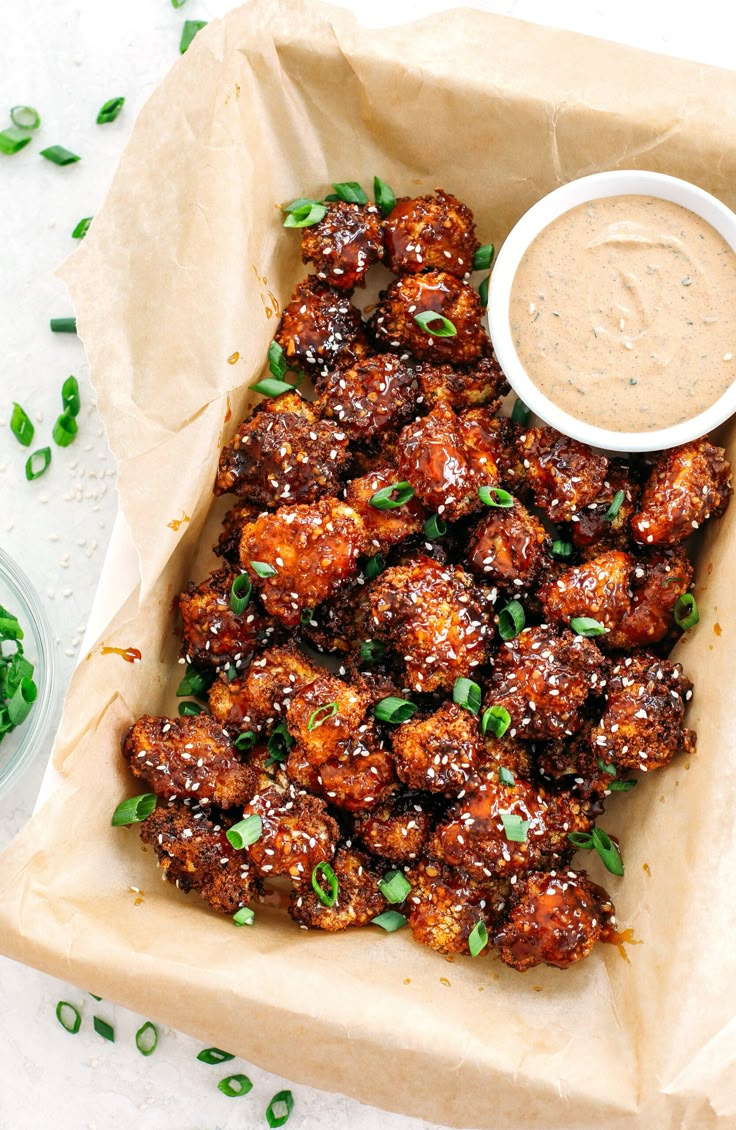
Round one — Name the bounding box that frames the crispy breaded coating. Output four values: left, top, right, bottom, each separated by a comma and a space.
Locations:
570, 462, 640, 557
140, 803, 260, 916
405, 858, 509, 955
591, 652, 695, 773
286, 729, 396, 812
467, 497, 549, 591
287, 672, 371, 765
214, 501, 264, 566
391, 701, 482, 795
301, 200, 384, 290
243, 782, 338, 880
383, 189, 479, 278
479, 735, 534, 781
274, 276, 371, 379
494, 869, 616, 971
396, 402, 500, 522
314, 354, 418, 442
353, 791, 433, 861
485, 626, 605, 740
239, 499, 368, 627
298, 577, 371, 655
414, 355, 508, 413
605, 548, 693, 651
536, 720, 624, 799
368, 557, 492, 693
208, 641, 322, 733
289, 845, 387, 930
369, 271, 488, 364
539, 550, 633, 634
214, 392, 350, 507
430, 773, 591, 881
179, 567, 273, 671
343, 466, 427, 555
631, 438, 732, 546
123, 714, 258, 808
518, 427, 609, 521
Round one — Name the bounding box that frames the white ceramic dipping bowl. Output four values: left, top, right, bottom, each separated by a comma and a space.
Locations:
487, 170, 736, 452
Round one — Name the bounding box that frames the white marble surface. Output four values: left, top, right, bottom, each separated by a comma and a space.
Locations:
0, 1, 732, 1127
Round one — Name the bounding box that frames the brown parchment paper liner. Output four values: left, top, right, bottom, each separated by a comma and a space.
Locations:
1, 2, 735, 1125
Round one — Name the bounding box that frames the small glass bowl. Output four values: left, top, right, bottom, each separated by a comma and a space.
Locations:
0, 546, 57, 795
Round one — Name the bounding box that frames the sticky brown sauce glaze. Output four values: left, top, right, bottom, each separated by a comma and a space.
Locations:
509, 195, 736, 431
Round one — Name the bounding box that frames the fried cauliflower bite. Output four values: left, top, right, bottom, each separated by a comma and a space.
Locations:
300, 200, 384, 290
289, 844, 387, 930
390, 702, 483, 795
591, 652, 696, 773
535, 719, 621, 799
179, 567, 274, 671
414, 356, 508, 413
494, 869, 616, 972
123, 714, 259, 808
368, 557, 492, 693
467, 497, 549, 592
570, 462, 640, 557
479, 734, 534, 781
208, 641, 322, 733
405, 858, 510, 955
314, 354, 418, 443
343, 466, 427, 555
242, 782, 338, 880
297, 577, 371, 655
539, 550, 633, 634
287, 672, 371, 766
214, 392, 350, 507
369, 271, 488, 365
286, 728, 396, 811
353, 791, 433, 861
274, 276, 371, 379
396, 401, 500, 522
517, 427, 609, 521
139, 802, 260, 916
485, 626, 605, 741
214, 501, 263, 566
631, 438, 732, 546
239, 499, 369, 627
383, 189, 480, 278
604, 548, 693, 651
430, 773, 591, 882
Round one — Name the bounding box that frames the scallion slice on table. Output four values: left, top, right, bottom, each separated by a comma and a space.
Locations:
369, 481, 414, 510
311, 861, 338, 907
498, 599, 525, 641
282, 201, 327, 229
373, 176, 395, 216
71, 216, 93, 239
229, 573, 252, 613
96, 97, 125, 124
481, 704, 511, 739
674, 593, 699, 630
374, 696, 417, 724
511, 398, 530, 426
267, 340, 287, 379
135, 1021, 158, 1056
10, 105, 40, 130
180, 19, 207, 53
40, 145, 80, 166
468, 919, 488, 957
378, 870, 411, 904
52, 412, 78, 447
413, 311, 457, 337
25, 448, 51, 481
568, 827, 624, 876
218, 1073, 253, 1098
197, 1047, 235, 1064
171, 0, 189, 7
251, 377, 300, 398
111, 793, 157, 827
10, 402, 34, 447
266, 1090, 295, 1128
93, 1016, 115, 1042
472, 244, 495, 271
50, 317, 77, 333
453, 677, 481, 716
226, 814, 262, 850
233, 906, 255, 926
371, 910, 407, 933
61, 375, 81, 416
331, 181, 368, 205
55, 1001, 81, 1034
0, 128, 32, 155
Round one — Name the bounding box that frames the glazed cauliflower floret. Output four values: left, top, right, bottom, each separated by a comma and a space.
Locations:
467, 496, 549, 591
604, 548, 693, 650
390, 701, 482, 795
414, 355, 508, 413
274, 276, 371, 379
239, 498, 368, 627
289, 845, 387, 930
369, 270, 488, 364
242, 782, 338, 880
208, 641, 322, 733
179, 567, 274, 671
383, 189, 479, 278
286, 728, 396, 811
297, 577, 371, 655
300, 200, 384, 289
314, 354, 418, 442
343, 467, 427, 555
539, 550, 634, 634
214, 392, 350, 507
287, 672, 372, 765
494, 869, 616, 971
631, 438, 732, 546
570, 461, 640, 556
405, 858, 510, 955
214, 501, 263, 566
353, 790, 433, 861
517, 427, 609, 521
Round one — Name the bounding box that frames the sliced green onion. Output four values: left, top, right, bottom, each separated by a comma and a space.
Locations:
423, 514, 446, 539
374, 696, 417, 724
299, 607, 314, 626
283, 201, 327, 228
468, 919, 488, 957
592, 827, 624, 876
267, 340, 287, 380
233, 906, 255, 926
25, 448, 51, 482
478, 485, 513, 508
609, 778, 637, 792
498, 600, 525, 641
360, 639, 385, 664
135, 1021, 158, 1057
111, 793, 157, 827
71, 216, 93, 239
180, 19, 207, 53
52, 412, 78, 447
0, 127, 32, 155
373, 175, 395, 216
226, 814, 263, 850
307, 702, 338, 731
178, 700, 204, 716
478, 274, 490, 308
0, 612, 23, 641
311, 861, 338, 907
283, 197, 316, 213
234, 730, 256, 752
378, 869, 411, 904
500, 812, 529, 843
93, 1016, 115, 1042
171, 0, 189, 7
40, 146, 80, 166
197, 1047, 235, 1064
369, 480, 414, 510
7, 677, 37, 725
265, 722, 293, 766
570, 616, 606, 638
674, 593, 699, 630
230, 573, 252, 614
511, 398, 530, 426
10, 403, 34, 447
413, 311, 457, 338
472, 244, 495, 271
218, 1073, 253, 1098
61, 375, 81, 416
567, 831, 594, 849
96, 97, 125, 124
266, 1090, 294, 1128
498, 766, 515, 787
250, 560, 277, 578
598, 758, 617, 777
605, 490, 625, 521
176, 665, 211, 697
371, 910, 407, 932
364, 553, 385, 581
10, 105, 40, 130
481, 704, 511, 738
55, 1001, 81, 1034
453, 677, 481, 716
50, 316, 77, 333
552, 540, 573, 558
251, 377, 300, 398
331, 181, 368, 205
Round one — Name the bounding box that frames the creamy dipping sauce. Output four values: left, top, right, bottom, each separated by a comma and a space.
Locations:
509, 194, 736, 431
